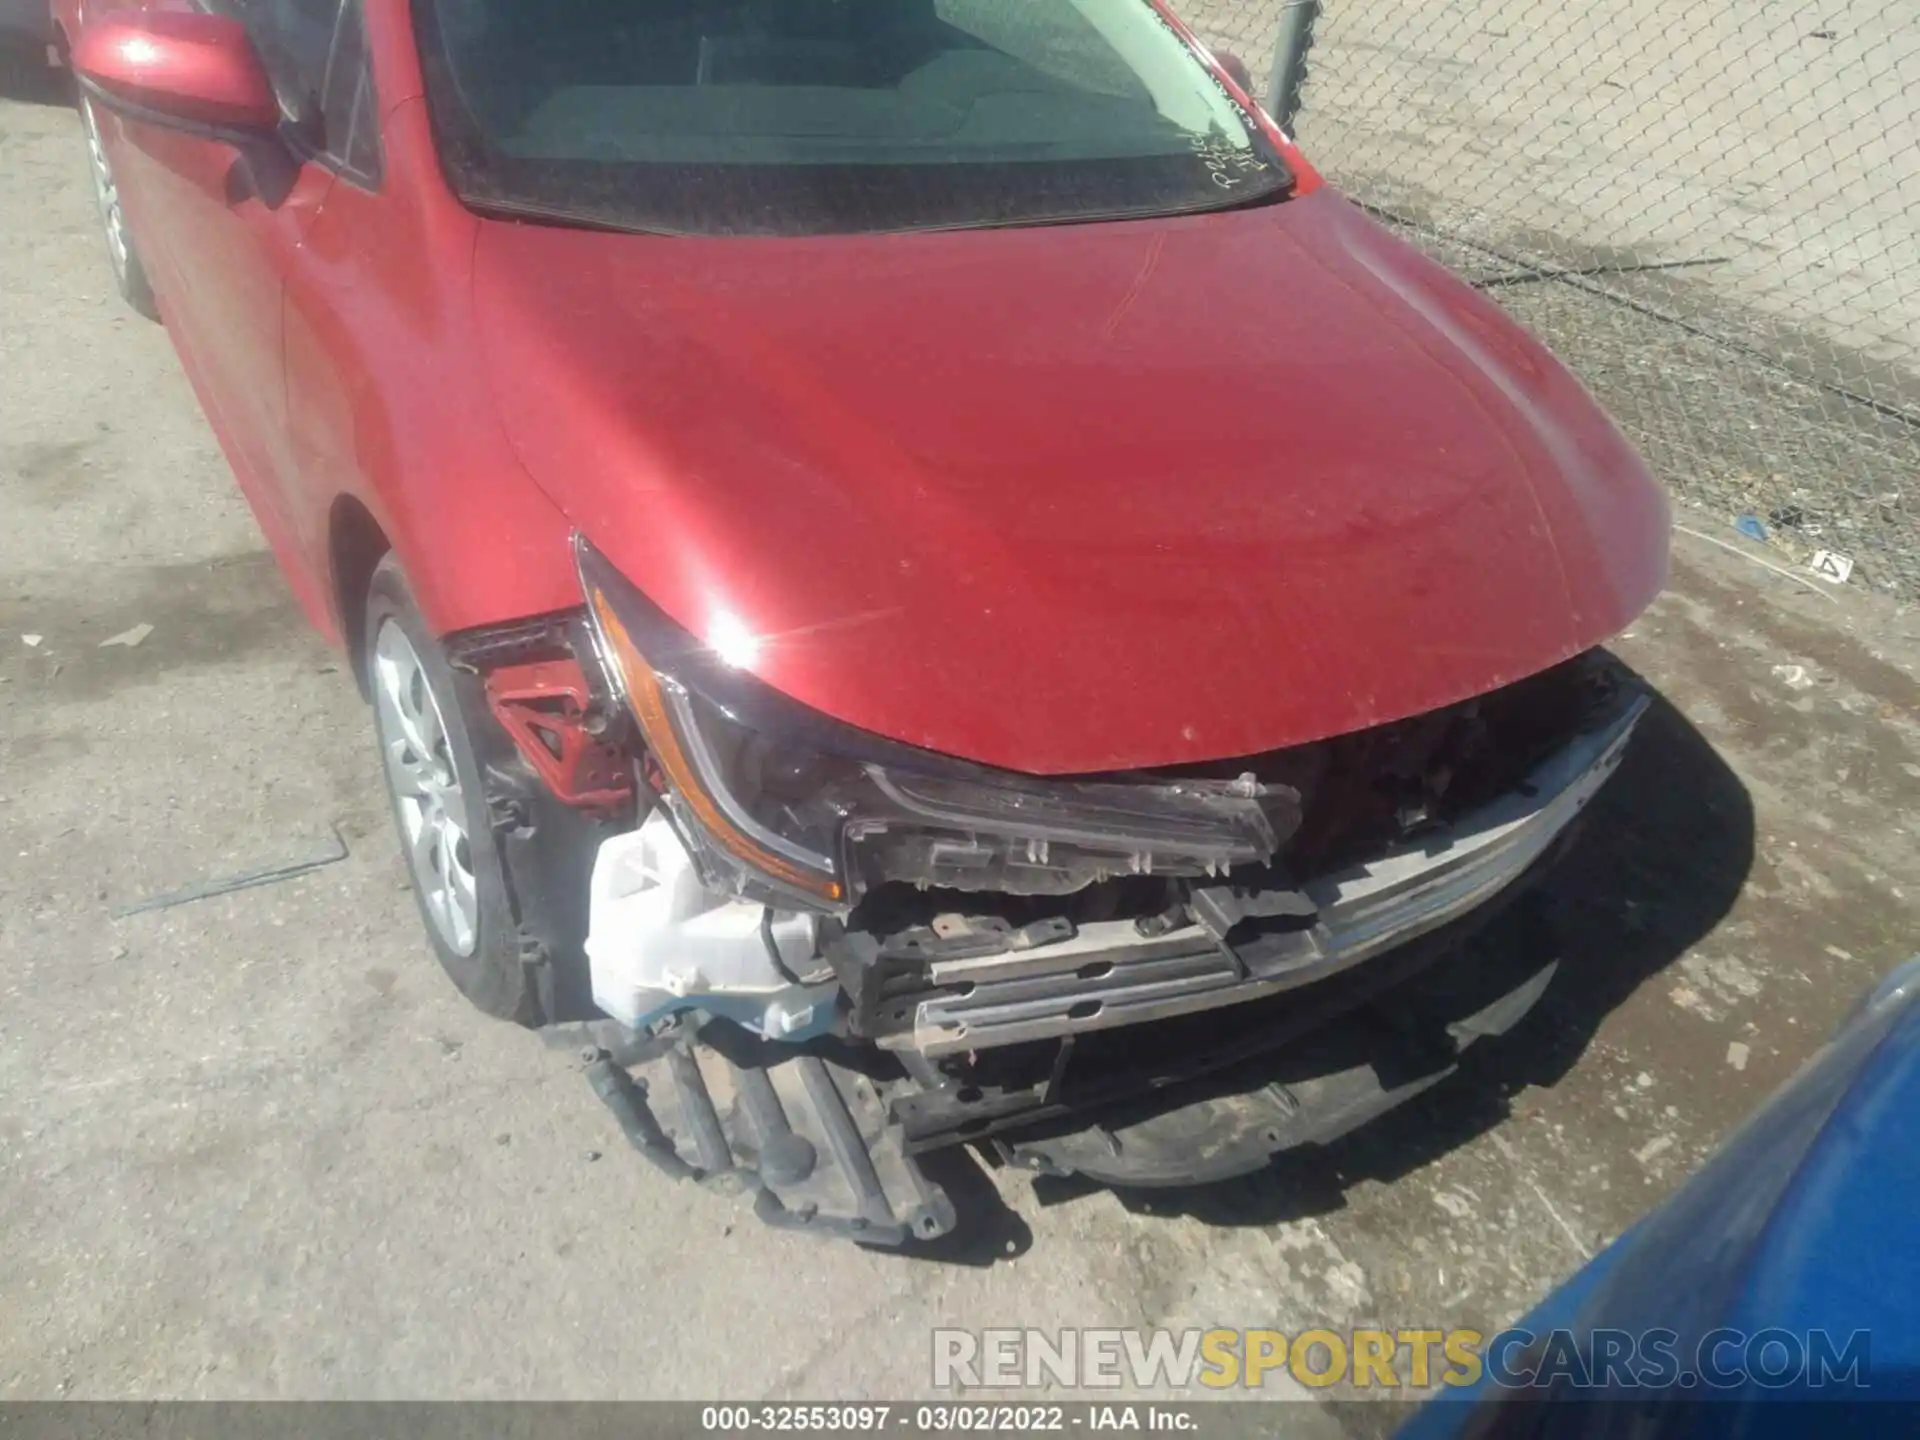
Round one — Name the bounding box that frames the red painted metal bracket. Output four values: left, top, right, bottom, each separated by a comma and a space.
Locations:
483, 659, 632, 813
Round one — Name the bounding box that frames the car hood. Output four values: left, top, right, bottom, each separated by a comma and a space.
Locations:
473, 190, 1667, 774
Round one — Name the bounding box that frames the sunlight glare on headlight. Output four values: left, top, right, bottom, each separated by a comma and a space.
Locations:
707, 610, 760, 669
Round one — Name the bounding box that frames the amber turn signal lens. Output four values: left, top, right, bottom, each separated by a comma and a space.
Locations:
588, 587, 843, 904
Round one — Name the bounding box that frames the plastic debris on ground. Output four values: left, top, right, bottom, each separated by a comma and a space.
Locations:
1734, 514, 1767, 541
1808, 550, 1855, 585
1634, 1134, 1675, 1165
1768, 505, 1807, 531
98, 623, 154, 648
1771, 664, 1813, 690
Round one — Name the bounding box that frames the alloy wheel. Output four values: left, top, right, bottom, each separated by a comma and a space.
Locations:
79, 97, 131, 286
373, 619, 480, 957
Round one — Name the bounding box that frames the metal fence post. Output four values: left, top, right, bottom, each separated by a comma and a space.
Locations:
1265, 0, 1321, 134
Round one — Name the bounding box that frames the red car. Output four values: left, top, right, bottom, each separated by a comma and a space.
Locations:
66, 0, 1666, 1242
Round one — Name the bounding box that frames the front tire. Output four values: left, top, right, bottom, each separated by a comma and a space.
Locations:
79, 94, 159, 322
365, 556, 541, 1024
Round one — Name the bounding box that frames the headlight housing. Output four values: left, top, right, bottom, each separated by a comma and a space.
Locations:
575, 536, 1293, 913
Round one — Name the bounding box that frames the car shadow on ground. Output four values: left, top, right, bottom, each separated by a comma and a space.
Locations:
907, 685, 1753, 1254
0, 43, 68, 106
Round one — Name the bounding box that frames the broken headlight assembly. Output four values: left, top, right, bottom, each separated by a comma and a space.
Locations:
574, 535, 1298, 914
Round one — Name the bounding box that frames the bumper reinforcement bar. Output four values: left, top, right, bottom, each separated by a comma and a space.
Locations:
904, 690, 1647, 1056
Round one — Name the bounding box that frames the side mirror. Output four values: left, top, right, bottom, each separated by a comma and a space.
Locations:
72, 11, 280, 140
1212, 48, 1254, 96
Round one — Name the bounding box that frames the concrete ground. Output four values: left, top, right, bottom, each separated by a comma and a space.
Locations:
1191, 0, 1920, 381
3, 47, 1919, 1420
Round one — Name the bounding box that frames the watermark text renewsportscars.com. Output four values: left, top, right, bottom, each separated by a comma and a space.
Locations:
931, 1327, 1872, 1392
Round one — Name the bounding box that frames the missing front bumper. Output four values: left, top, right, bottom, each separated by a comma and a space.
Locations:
580, 670, 1643, 1059
572, 874, 1569, 1243
565, 671, 1643, 1243
896, 688, 1647, 1056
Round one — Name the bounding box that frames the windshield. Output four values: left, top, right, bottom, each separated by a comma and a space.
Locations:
414, 0, 1292, 236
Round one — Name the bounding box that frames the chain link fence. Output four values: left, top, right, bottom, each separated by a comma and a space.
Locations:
1181, 0, 1920, 599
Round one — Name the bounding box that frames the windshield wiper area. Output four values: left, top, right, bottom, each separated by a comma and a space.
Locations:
907, 174, 1296, 237
458, 144, 1295, 240
462, 196, 692, 238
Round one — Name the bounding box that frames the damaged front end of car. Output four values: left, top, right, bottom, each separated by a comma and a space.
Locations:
464, 537, 1647, 1246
